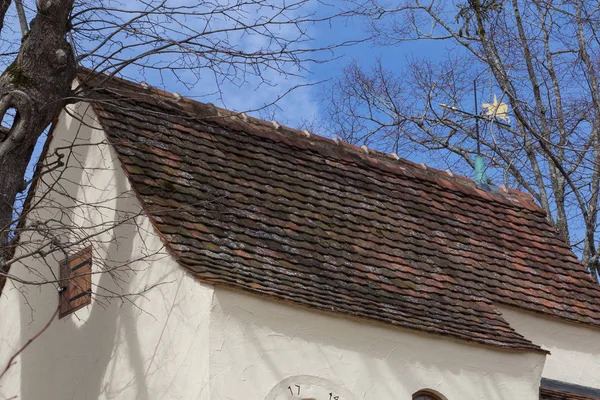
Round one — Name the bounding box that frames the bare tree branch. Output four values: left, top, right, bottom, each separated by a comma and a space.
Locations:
13, 0, 27, 37
325, 0, 600, 280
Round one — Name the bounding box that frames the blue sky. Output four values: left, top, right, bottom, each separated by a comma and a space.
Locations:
12, 1, 597, 264
18, 1, 483, 188
21, 1, 459, 204
103, 2, 447, 134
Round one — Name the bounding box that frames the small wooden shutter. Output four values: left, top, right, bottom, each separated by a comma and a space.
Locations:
59, 246, 92, 318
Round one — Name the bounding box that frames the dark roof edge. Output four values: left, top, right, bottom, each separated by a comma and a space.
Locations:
541, 378, 600, 398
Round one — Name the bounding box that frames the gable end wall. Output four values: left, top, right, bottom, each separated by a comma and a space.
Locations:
499, 305, 600, 389
0, 101, 213, 400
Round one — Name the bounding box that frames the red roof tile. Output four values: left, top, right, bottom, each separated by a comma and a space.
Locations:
76, 69, 600, 352
540, 379, 600, 399
540, 388, 599, 400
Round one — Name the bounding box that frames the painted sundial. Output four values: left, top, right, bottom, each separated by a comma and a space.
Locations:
264, 375, 357, 400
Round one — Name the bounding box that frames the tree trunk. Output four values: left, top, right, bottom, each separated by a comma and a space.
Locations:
0, 0, 76, 289
0, 0, 11, 34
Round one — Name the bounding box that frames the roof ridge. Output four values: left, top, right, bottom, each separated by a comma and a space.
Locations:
76, 67, 538, 207
231, 113, 541, 215
77, 67, 541, 215
254, 117, 538, 205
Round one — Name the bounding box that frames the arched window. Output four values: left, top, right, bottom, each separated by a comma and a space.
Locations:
413, 390, 444, 400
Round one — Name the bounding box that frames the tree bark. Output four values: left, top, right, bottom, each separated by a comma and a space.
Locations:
0, 0, 76, 287
0, 0, 11, 35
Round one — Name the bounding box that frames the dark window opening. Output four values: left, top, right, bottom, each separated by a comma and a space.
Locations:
413, 390, 444, 400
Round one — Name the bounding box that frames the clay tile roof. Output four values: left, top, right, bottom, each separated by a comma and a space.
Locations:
76, 69, 600, 352
540, 388, 600, 400
540, 379, 600, 399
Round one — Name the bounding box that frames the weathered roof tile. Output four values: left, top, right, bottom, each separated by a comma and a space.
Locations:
78, 69, 600, 352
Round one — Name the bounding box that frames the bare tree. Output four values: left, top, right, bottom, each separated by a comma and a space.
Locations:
0, 0, 347, 294
324, 0, 600, 280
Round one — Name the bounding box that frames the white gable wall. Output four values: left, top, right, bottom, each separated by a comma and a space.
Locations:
0, 98, 562, 400
209, 288, 546, 400
499, 305, 600, 389
0, 102, 213, 400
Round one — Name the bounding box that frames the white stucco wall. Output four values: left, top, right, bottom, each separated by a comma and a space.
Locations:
0, 98, 554, 400
498, 305, 600, 389
209, 288, 547, 400
0, 102, 213, 400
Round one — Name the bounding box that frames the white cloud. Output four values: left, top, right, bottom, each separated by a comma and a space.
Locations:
146, 0, 325, 128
